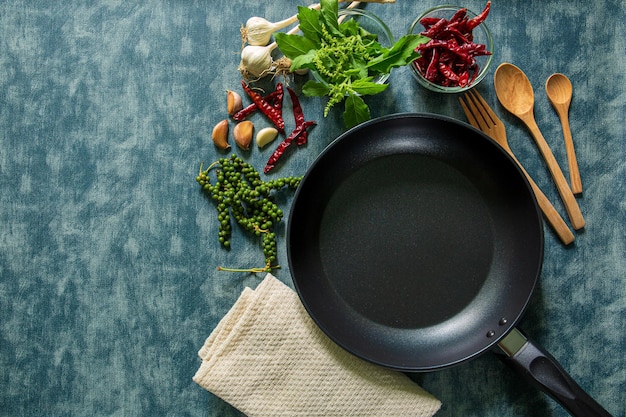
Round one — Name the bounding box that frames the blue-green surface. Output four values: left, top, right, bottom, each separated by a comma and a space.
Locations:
1, 1, 624, 416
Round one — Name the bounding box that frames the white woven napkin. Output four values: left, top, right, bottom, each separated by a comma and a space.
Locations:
193, 273, 441, 417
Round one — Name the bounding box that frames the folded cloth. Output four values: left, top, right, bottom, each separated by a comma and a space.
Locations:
193, 273, 441, 417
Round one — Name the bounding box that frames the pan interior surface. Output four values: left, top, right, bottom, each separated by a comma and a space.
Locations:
319, 153, 494, 329
288, 114, 543, 371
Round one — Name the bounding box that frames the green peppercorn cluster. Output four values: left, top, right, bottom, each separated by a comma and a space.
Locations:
196, 154, 301, 272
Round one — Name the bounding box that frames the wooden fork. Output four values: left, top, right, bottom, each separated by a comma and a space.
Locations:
460, 90, 575, 245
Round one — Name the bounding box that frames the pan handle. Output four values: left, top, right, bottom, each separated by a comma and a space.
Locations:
496, 328, 612, 417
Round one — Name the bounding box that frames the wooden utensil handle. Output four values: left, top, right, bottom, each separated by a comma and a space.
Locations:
524, 168, 575, 245
526, 118, 585, 230
559, 113, 583, 195
508, 152, 574, 245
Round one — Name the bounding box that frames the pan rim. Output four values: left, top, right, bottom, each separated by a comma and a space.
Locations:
287, 112, 544, 371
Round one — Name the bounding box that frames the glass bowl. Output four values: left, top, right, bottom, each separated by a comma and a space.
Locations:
408, 5, 493, 93
311, 8, 395, 86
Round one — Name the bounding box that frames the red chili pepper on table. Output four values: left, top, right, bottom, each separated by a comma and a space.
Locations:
269, 82, 284, 113
233, 84, 284, 121
287, 87, 309, 146
264, 121, 316, 174
241, 81, 285, 134
232, 103, 256, 121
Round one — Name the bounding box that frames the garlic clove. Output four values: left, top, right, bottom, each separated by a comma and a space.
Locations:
233, 121, 254, 150
255, 127, 279, 148
212, 119, 230, 149
227, 90, 243, 116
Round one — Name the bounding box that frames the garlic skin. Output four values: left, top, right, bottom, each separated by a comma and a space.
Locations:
242, 15, 299, 46
212, 119, 230, 150
239, 44, 276, 79
233, 121, 254, 150
227, 90, 243, 116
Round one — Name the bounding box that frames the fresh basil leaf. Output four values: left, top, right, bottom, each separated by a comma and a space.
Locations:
296, 6, 323, 46
363, 38, 385, 56
339, 19, 361, 37
302, 80, 331, 97
351, 78, 389, 96
345, 57, 367, 79
290, 50, 317, 71
343, 94, 370, 129
320, 0, 342, 37
366, 34, 429, 73
274, 33, 318, 60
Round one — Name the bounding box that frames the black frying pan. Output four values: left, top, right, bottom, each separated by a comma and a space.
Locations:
287, 114, 610, 417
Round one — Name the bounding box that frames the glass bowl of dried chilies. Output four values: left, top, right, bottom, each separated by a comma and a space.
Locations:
408, 3, 494, 93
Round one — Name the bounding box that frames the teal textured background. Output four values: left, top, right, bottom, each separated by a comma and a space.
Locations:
0, 1, 624, 416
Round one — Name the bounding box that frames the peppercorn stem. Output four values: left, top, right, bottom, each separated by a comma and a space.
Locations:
216, 265, 279, 273
254, 224, 270, 234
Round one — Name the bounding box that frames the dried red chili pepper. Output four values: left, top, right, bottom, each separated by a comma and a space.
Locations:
414, 1, 491, 88
459, 69, 470, 86
423, 17, 448, 38
449, 8, 467, 25
287, 87, 309, 146
233, 83, 284, 122
233, 102, 260, 121
425, 48, 440, 82
264, 121, 316, 174
441, 27, 470, 43
273, 82, 284, 111
419, 17, 441, 27
418, 39, 454, 51
241, 81, 285, 133
438, 62, 460, 83
468, 63, 480, 83
464, 1, 491, 32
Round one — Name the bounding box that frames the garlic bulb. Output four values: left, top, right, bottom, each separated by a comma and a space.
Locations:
242, 15, 299, 46
239, 44, 277, 79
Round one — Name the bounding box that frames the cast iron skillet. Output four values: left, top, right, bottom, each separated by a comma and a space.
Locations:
287, 114, 610, 417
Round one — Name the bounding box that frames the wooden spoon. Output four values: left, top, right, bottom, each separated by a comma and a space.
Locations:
494, 63, 585, 230
546, 73, 582, 195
